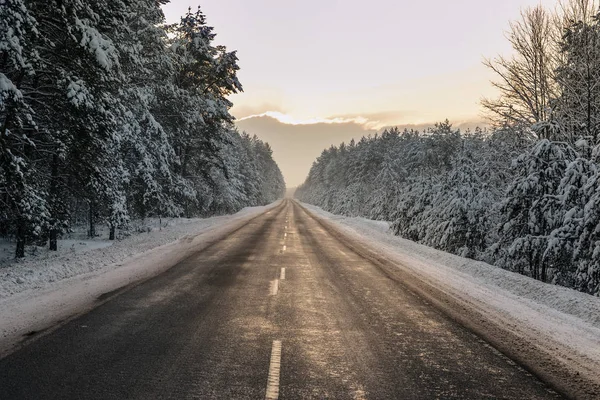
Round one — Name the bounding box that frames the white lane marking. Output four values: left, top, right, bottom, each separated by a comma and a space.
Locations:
352, 387, 367, 400
284, 232, 287, 237
282, 245, 286, 252
269, 279, 279, 296
280, 268, 286, 280
265, 340, 282, 400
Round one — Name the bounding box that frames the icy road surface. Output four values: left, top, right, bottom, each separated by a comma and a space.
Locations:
0, 199, 594, 398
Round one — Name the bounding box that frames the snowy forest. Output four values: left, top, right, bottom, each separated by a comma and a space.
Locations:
296, 0, 600, 296
0, 2, 285, 258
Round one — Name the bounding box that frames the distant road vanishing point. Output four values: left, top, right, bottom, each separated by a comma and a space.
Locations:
0, 200, 563, 399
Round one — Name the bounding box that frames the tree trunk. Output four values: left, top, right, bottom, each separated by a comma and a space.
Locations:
541, 261, 547, 283
49, 229, 58, 251
2, 72, 27, 259
49, 154, 60, 251
88, 201, 95, 238
109, 225, 115, 241
15, 221, 25, 259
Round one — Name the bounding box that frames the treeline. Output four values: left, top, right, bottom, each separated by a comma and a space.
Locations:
0, 2, 285, 258
297, 0, 600, 296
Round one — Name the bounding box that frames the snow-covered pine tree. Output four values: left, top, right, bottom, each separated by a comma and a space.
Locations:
570, 142, 600, 295
110, 0, 183, 227
0, 0, 51, 257
370, 150, 402, 221
161, 7, 243, 216
238, 132, 261, 205
542, 139, 593, 287
423, 134, 497, 258
1, 0, 285, 258
494, 138, 576, 282
254, 139, 286, 203
207, 128, 249, 214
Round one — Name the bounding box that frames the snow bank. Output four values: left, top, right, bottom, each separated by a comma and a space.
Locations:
0, 202, 279, 356
300, 202, 600, 399
0, 239, 114, 266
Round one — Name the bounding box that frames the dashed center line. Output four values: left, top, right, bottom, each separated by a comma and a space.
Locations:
265, 340, 282, 400
282, 245, 287, 252
284, 232, 287, 237
269, 279, 279, 296
280, 268, 286, 280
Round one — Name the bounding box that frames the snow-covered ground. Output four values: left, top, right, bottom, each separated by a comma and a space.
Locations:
300, 202, 600, 398
0, 217, 217, 267
0, 202, 280, 355
0, 239, 114, 266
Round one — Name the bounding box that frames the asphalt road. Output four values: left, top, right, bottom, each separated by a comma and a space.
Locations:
0, 200, 563, 399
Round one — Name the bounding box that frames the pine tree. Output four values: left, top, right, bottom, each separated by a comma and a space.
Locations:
1, 1, 284, 258
494, 139, 575, 281
1, 0, 50, 257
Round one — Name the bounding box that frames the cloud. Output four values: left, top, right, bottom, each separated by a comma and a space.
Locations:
238, 111, 371, 127
329, 110, 418, 130
230, 103, 287, 119
238, 110, 423, 130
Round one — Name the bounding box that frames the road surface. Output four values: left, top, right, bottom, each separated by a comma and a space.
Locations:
0, 200, 562, 399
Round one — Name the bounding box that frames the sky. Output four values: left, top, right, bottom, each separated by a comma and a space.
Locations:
162, 0, 557, 187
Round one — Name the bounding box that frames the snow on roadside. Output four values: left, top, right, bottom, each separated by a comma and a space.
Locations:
0, 239, 115, 266
300, 202, 600, 394
0, 206, 274, 299
0, 202, 279, 355
0, 216, 222, 266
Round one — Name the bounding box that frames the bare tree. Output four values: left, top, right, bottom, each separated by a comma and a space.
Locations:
482, 6, 558, 137
554, 0, 600, 143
